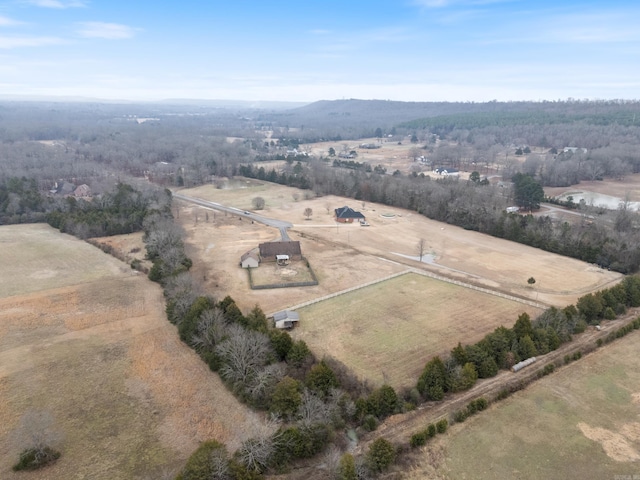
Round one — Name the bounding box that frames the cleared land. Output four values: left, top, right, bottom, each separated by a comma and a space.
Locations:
404, 329, 640, 480
545, 173, 640, 203
178, 180, 621, 309
293, 273, 542, 388
0, 224, 261, 480
173, 180, 622, 388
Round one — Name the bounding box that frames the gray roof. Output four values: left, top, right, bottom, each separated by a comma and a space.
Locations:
273, 310, 299, 322
241, 250, 259, 262
259, 241, 301, 258
335, 206, 365, 219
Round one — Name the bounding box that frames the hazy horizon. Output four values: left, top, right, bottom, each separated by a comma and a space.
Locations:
1, 0, 639, 103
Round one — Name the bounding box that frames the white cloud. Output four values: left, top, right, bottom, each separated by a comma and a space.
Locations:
24, 0, 87, 8
0, 35, 66, 48
0, 16, 24, 27
76, 22, 137, 39
411, 0, 518, 7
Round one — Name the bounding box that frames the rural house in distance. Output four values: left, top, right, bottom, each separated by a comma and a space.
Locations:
334, 205, 365, 223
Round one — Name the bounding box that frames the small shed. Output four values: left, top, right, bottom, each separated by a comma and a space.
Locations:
240, 250, 260, 269
273, 310, 300, 329
276, 254, 290, 266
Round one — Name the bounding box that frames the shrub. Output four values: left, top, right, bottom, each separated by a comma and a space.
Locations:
410, 431, 428, 448
305, 361, 339, 396
572, 351, 582, 361
366, 385, 399, 419
542, 364, 555, 376
573, 319, 587, 334
436, 418, 448, 433
362, 414, 378, 432
496, 388, 510, 401
453, 409, 468, 423
338, 453, 357, 480
427, 423, 437, 438
367, 437, 396, 473
596, 338, 603, 347
12, 447, 60, 471
175, 440, 230, 480
474, 398, 488, 411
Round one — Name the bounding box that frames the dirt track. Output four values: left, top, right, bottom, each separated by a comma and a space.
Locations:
357, 308, 640, 451
279, 310, 640, 480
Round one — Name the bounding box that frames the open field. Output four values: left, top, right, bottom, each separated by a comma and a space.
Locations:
178, 180, 622, 309
171, 180, 622, 389
293, 273, 542, 388
0, 224, 260, 480
545, 173, 640, 204
0, 224, 125, 299
403, 329, 640, 480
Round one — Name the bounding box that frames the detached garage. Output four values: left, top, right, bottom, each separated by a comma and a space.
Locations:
273, 310, 300, 329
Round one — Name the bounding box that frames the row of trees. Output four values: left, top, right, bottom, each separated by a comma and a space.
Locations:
140, 193, 424, 478
415, 275, 640, 404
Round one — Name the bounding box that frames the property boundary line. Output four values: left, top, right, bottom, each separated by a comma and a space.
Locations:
268, 267, 546, 317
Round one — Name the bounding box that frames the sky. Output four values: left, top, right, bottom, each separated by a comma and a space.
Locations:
0, 0, 639, 103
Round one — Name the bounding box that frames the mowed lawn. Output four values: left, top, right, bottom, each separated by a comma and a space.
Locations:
293, 273, 542, 389
418, 330, 640, 480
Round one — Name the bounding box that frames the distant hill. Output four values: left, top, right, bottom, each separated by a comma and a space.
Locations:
263, 98, 640, 134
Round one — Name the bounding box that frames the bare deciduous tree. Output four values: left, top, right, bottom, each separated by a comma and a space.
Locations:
248, 363, 286, 405
252, 196, 266, 210
191, 307, 227, 352
417, 238, 427, 262
236, 418, 281, 473
304, 207, 313, 220
216, 325, 272, 385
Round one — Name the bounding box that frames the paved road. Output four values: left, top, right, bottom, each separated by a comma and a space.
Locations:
172, 193, 293, 241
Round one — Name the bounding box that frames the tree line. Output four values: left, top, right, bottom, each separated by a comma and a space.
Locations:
142, 199, 413, 479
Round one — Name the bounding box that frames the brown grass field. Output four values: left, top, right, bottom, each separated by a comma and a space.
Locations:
293, 273, 542, 389
0, 224, 261, 480
545, 172, 640, 202
402, 329, 640, 480
178, 180, 621, 310
172, 180, 622, 389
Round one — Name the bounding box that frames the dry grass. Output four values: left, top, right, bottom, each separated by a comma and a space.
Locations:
0, 224, 125, 299
404, 330, 640, 480
545, 173, 640, 202
0, 224, 259, 480
176, 181, 623, 316
292, 273, 542, 389
249, 260, 316, 287
172, 180, 622, 389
